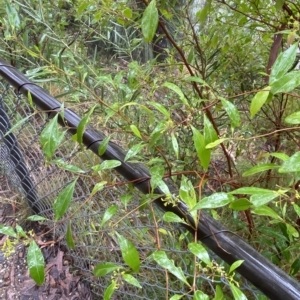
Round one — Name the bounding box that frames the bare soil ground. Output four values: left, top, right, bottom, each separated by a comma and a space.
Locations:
0, 240, 92, 300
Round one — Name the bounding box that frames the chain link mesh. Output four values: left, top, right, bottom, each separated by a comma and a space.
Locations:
0, 81, 263, 299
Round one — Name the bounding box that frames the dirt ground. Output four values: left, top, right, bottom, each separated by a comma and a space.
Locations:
0, 240, 92, 300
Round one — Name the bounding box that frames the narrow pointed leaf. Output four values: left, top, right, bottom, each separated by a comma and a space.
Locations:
130, 125, 142, 138
279, 152, 300, 173
76, 105, 97, 146
221, 98, 240, 127
0, 225, 17, 238
270, 43, 298, 84
27, 241, 45, 286
125, 143, 145, 162
141, 0, 158, 42
191, 193, 234, 211
191, 125, 210, 170
66, 222, 75, 249
252, 206, 282, 220
152, 251, 190, 286
122, 274, 142, 288
163, 212, 188, 225
171, 132, 179, 159
204, 115, 218, 145
242, 163, 279, 177
40, 114, 66, 159
162, 82, 189, 106
250, 88, 270, 118
54, 178, 77, 221
104, 282, 117, 300
100, 205, 118, 227
93, 262, 121, 277
116, 233, 140, 272
250, 193, 279, 207
229, 198, 252, 211
285, 111, 300, 124
229, 260, 244, 274
206, 138, 228, 149
271, 71, 300, 94
188, 242, 211, 265
230, 283, 248, 300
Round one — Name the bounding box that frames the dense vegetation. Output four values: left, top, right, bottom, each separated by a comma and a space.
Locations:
1, 0, 300, 298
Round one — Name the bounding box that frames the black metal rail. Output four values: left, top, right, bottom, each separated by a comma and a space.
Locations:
0, 58, 299, 299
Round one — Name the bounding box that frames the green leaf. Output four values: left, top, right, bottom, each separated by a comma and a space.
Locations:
220, 98, 240, 128
191, 125, 210, 171
0, 225, 17, 238
193, 290, 209, 300
92, 160, 122, 172
171, 132, 179, 159
130, 125, 142, 139
230, 187, 276, 195
213, 285, 225, 300
27, 241, 45, 286
271, 71, 300, 94
230, 283, 248, 300
76, 105, 97, 147
91, 181, 107, 196
290, 258, 300, 275
116, 233, 140, 272
191, 193, 234, 211
122, 7, 132, 19
104, 282, 117, 300
93, 262, 120, 277
269, 152, 289, 161
250, 193, 279, 207
275, 0, 285, 11
141, 0, 158, 42
124, 143, 145, 162
122, 274, 142, 288
53, 178, 77, 221
242, 163, 279, 177
16, 224, 27, 238
204, 115, 218, 145
152, 251, 190, 286
149, 102, 170, 119
196, 0, 212, 24
101, 205, 118, 227
179, 175, 197, 213
40, 114, 66, 159
252, 206, 282, 220
250, 88, 270, 118
229, 260, 244, 274
4, 114, 33, 137
188, 242, 211, 265
163, 212, 188, 225
162, 82, 189, 106
170, 295, 184, 300
183, 76, 209, 86
270, 44, 298, 84
98, 136, 111, 156
66, 222, 75, 249
293, 204, 300, 217
286, 223, 299, 238
229, 198, 252, 211
51, 158, 85, 173
279, 152, 300, 173
285, 111, 300, 124
27, 215, 48, 221
206, 138, 228, 149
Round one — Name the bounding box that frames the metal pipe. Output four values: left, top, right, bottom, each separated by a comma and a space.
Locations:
0, 58, 299, 299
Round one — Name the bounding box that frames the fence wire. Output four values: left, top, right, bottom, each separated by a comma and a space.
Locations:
0, 81, 264, 299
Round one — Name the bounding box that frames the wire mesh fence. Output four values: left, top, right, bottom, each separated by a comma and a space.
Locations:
0, 80, 282, 299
